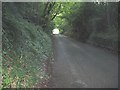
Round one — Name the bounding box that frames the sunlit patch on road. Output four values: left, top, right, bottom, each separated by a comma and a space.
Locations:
53, 28, 59, 34
71, 80, 87, 88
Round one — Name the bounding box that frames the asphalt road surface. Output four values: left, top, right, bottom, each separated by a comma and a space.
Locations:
50, 34, 118, 88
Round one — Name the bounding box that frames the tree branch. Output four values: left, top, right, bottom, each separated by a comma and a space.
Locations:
51, 3, 61, 20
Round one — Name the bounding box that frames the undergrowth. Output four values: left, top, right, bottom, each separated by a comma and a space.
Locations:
2, 3, 52, 88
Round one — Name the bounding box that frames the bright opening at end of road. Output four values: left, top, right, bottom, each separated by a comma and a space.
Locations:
53, 28, 59, 34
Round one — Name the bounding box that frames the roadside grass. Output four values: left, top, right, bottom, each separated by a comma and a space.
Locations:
2, 5, 52, 88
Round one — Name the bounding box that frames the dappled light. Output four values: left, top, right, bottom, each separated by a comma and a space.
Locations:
2, 2, 118, 88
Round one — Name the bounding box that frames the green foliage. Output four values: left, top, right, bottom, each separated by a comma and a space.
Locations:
53, 2, 118, 50
2, 2, 53, 88
2, 2, 118, 88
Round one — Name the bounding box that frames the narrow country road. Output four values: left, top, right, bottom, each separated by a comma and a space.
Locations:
50, 35, 118, 88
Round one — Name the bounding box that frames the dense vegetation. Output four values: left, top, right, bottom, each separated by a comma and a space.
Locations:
2, 2, 61, 88
2, 2, 118, 88
54, 2, 118, 52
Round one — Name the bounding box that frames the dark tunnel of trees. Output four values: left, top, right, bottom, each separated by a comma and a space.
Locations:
2, 2, 119, 88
